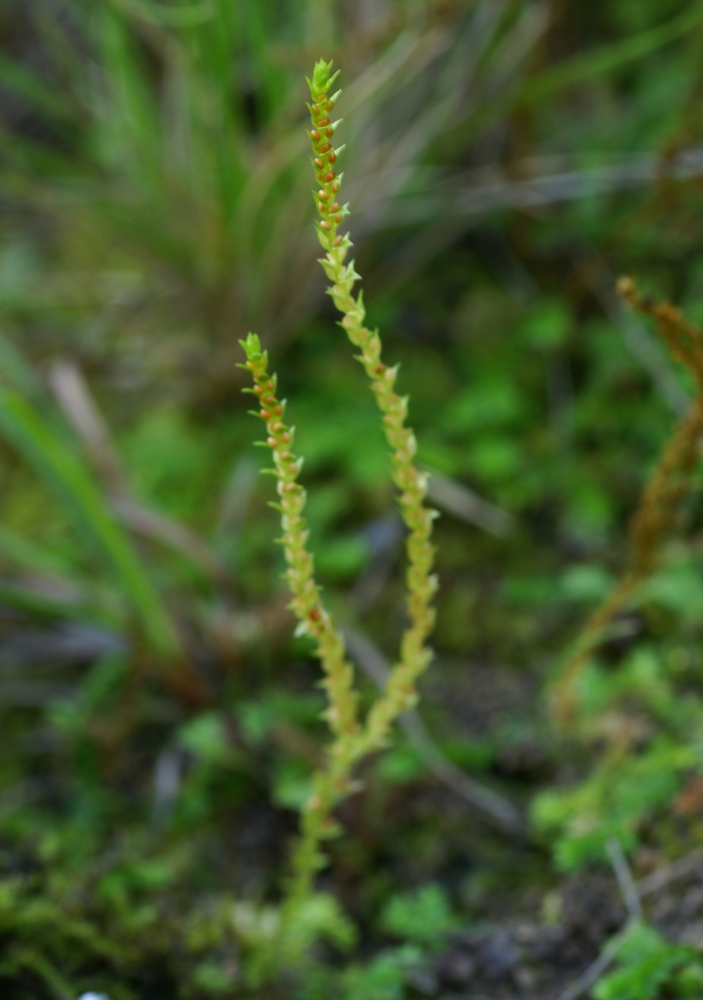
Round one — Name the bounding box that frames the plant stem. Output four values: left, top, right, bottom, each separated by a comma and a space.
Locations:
240, 60, 439, 950
306, 59, 438, 751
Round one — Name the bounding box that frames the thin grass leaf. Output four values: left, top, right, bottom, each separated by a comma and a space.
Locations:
0, 54, 79, 121
0, 524, 84, 580
0, 581, 92, 620
0, 389, 180, 658
0, 330, 47, 405
109, 0, 217, 28
0, 124, 77, 178
520, 0, 703, 104
97, 8, 164, 187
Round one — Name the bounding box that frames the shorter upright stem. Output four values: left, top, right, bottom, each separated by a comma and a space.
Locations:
240, 335, 359, 743
240, 335, 363, 925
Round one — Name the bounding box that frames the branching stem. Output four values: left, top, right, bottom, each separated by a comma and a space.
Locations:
240, 59, 439, 940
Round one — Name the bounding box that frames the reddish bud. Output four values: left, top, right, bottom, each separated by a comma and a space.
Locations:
253, 385, 264, 394
310, 129, 320, 142
315, 94, 326, 103
318, 203, 327, 213
319, 142, 331, 154
260, 409, 270, 419
314, 157, 324, 169
327, 151, 337, 164
329, 201, 340, 213
331, 181, 340, 193
376, 365, 384, 375
332, 235, 343, 246
320, 220, 332, 231
323, 171, 336, 182
318, 189, 328, 200
274, 405, 283, 415
317, 117, 330, 127
245, 361, 255, 370
311, 105, 321, 117
267, 437, 276, 447
309, 607, 321, 621
325, 100, 333, 111
271, 421, 284, 433
325, 127, 333, 137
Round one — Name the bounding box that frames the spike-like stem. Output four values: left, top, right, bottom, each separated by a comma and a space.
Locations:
553, 277, 703, 725
239, 334, 359, 744
240, 60, 438, 946
306, 59, 438, 752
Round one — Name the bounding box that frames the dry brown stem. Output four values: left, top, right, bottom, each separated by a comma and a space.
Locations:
554, 278, 703, 725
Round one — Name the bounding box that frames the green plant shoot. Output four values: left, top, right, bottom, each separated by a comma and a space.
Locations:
240, 59, 438, 931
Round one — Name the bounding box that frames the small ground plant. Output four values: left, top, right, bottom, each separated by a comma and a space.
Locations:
242, 59, 703, 991
3, 28, 703, 999
241, 59, 438, 960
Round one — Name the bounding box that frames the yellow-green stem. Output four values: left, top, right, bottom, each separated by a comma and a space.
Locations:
306, 59, 438, 752
240, 60, 439, 951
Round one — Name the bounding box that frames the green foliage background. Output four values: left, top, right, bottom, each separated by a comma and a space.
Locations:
2, 0, 703, 997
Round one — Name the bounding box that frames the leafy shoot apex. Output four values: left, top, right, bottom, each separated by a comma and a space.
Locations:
241, 332, 263, 357
308, 59, 340, 97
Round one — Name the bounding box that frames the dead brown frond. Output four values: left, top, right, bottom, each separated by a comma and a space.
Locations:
553, 278, 703, 726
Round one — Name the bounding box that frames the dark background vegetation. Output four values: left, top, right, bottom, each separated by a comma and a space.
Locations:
3, 1, 703, 998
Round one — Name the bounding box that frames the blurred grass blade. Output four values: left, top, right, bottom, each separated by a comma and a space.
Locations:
98, 8, 163, 186
0, 123, 76, 177
0, 581, 90, 619
0, 523, 85, 579
0, 525, 95, 621
0, 330, 47, 405
0, 388, 181, 658
520, 1, 703, 104
109, 0, 217, 28
0, 54, 79, 120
